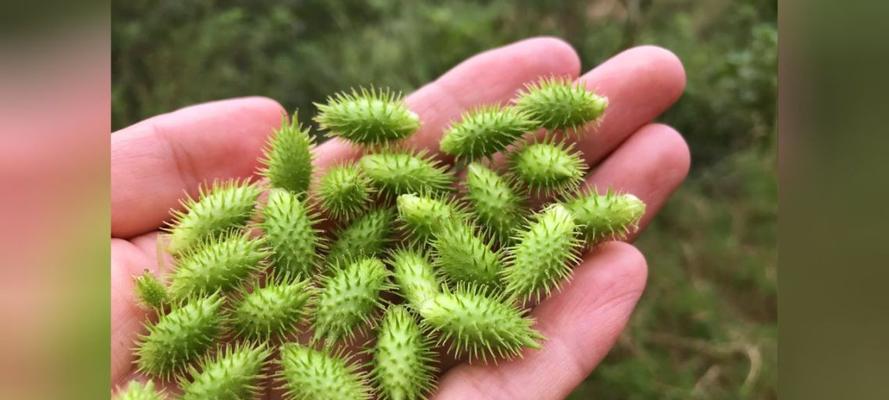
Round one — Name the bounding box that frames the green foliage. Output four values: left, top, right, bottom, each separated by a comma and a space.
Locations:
260, 112, 314, 194
278, 344, 372, 400
439, 105, 538, 160
326, 208, 395, 267
563, 189, 646, 245
396, 193, 467, 245
318, 162, 375, 221
389, 248, 440, 310
359, 150, 454, 197
463, 162, 525, 246
167, 232, 269, 300
509, 140, 586, 196
133, 270, 168, 311
313, 257, 391, 344
372, 305, 437, 400
419, 284, 543, 363
315, 87, 420, 146
261, 188, 324, 279
166, 179, 262, 256
431, 222, 503, 287
114, 380, 165, 400
180, 343, 270, 400
231, 278, 314, 341
513, 76, 607, 134
136, 293, 225, 379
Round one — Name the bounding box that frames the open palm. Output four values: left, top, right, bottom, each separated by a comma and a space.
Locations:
111, 37, 689, 399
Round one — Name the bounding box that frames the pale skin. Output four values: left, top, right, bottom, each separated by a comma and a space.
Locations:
111, 37, 690, 399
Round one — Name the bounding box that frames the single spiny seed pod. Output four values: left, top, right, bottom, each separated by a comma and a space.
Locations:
431, 222, 504, 287
314, 87, 420, 146
509, 139, 587, 196
259, 112, 315, 194
326, 208, 395, 267
318, 162, 375, 221
371, 305, 437, 400
167, 232, 269, 301
513, 76, 608, 134
114, 380, 166, 400
231, 277, 315, 342
313, 257, 392, 344
261, 188, 324, 280
388, 248, 440, 310
563, 189, 646, 244
278, 343, 372, 400
464, 162, 525, 246
133, 270, 168, 312
179, 343, 270, 400
439, 105, 539, 160
166, 179, 262, 256
136, 293, 225, 379
503, 204, 583, 304
418, 284, 543, 363
396, 192, 468, 246
359, 150, 454, 197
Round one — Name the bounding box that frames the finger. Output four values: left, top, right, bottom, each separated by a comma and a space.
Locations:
433, 242, 648, 400
111, 97, 287, 238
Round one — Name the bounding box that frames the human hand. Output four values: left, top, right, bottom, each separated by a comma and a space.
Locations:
111, 37, 688, 399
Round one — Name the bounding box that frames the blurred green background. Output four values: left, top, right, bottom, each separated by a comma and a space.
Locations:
112, 0, 776, 398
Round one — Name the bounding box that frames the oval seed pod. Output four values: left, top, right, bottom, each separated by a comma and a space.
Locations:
371, 305, 437, 400
513, 76, 608, 134
259, 112, 314, 195
318, 162, 375, 221
463, 162, 525, 246
179, 343, 270, 400
167, 232, 269, 301
563, 189, 646, 244
114, 380, 166, 400
509, 139, 587, 196
261, 188, 324, 280
431, 222, 504, 287
359, 150, 454, 197
419, 284, 543, 363
166, 179, 262, 255
325, 208, 395, 267
231, 277, 315, 342
503, 204, 583, 304
133, 270, 168, 311
278, 344, 372, 400
313, 257, 391, 344
314, 87, 420, 146
136, 293, 225, 379
395, 193, 467, 246
388, 248, 440, 310
439, 105, 538, 160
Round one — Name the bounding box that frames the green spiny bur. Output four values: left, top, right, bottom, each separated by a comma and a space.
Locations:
431, 222, 504, 287
259, 112, 315, 194
261, 188, 324, 279
134, 270, 168, 311
314, 87, 420, 146
439, 105, 538, 160
563, 189, 646, 244
231, 277, 314, 341
318, 163, 375, 221
503, 204, 583, 304
326, 208, 394, 267
359, 150, 454, 197
278, 344, 372, 400
166, 179, 262, 255
419, 284, 543, 363
396, 193, 468, 246
136, 293, 224, 379
167, 232, 269, 300
371, 305, 437, 400
513, 76, 608, 134
509, 139, 587, 196
114, 380, 165, 400
464, 162, 525, 246
313, 257, 391, 344
179, 343, 270, 400
389, 248, 440, 311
